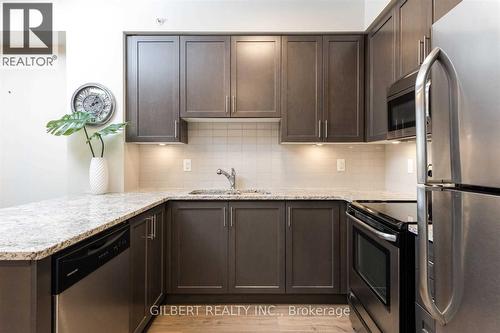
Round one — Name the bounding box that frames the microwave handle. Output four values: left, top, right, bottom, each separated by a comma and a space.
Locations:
415, 47, 461, 185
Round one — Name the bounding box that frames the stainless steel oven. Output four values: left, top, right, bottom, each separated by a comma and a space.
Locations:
347, 202, 416, 333
387, 70, 430, 140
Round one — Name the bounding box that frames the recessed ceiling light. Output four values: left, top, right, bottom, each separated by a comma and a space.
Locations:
391, 141, 401, 144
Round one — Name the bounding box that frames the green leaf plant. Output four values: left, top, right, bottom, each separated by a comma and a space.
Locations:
46, 111, 127, 158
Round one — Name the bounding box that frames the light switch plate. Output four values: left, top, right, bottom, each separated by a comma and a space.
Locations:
183, 159, 192, 172
337, 159, 346, 172
407, 159, 414, 174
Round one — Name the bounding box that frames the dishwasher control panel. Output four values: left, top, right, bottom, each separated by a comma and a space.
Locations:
53, 224, 130, 294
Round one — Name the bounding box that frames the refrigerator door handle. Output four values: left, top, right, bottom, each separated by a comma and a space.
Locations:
416, 47, 461, 185
417, 185, 464, 326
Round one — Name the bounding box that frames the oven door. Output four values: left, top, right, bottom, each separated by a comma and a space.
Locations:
347, 212, 400, 333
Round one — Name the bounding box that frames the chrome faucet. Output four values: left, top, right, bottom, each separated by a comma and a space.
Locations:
217, 168, 236, 190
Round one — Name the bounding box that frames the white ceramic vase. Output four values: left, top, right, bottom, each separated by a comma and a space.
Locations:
89, 157, 109, 195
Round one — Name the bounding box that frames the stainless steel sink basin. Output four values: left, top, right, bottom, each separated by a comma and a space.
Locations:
189, 189, 271, 195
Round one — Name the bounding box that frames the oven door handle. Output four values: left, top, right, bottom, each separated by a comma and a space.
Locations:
346, 212, 397, 243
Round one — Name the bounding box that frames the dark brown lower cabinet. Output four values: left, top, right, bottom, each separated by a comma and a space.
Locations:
168, 200, 345, 297
130, 205, 165, 333
228, 201, 285, 293
170, 201, 228, 294
0, 258, 51, 333
286, 201, 340, 294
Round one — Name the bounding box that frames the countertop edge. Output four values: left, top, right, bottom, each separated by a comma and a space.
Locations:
0, 191, 415, 261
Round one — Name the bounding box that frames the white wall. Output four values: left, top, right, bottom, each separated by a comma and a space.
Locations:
0, 35, 68, 207
385, 142, 418, 195
364, 0, 392, 28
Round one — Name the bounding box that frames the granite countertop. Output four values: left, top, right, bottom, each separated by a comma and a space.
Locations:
0, 189, 415, 261
408, 224, 433, 242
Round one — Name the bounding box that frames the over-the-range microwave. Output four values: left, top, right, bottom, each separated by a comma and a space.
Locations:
386, 70, 431, 140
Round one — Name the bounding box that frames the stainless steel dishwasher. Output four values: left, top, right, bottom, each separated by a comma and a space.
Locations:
53, 224, 130, 333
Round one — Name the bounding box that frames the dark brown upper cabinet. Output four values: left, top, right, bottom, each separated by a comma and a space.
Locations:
433, 0, 462, 23
323, 35, 365, 142
281, 36, 323, 142
180, 36, 231, 118
231, 36, 281, 118
126, 36, 187, 143
281, 35, 364, 143
367, 9, 398, 142
228, 201, 285, 294
286, 201, 340, 294
170, 201, 228, 294
396, 0, 433, 78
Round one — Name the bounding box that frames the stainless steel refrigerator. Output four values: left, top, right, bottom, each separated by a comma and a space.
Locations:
415, 0, 500, 332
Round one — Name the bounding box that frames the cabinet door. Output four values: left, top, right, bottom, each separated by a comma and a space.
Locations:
130, 216, 148, 333
286, 201, 340, 294
228, 201, 285, 293
367, 9, 397, 141
397, 0, 433, 77
147, 207, 164, 309
126, 36, 186, 143
323, 35, 365, 142
180, 36, 230, 118
433, 0, 462, 22
281, 36, 323, 142
231, 36, 281, 118
171, 201, 228, 294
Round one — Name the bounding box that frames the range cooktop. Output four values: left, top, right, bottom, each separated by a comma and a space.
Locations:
350, 200, 417, 230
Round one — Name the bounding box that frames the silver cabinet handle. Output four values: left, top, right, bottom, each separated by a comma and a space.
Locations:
417, 40, 421, 65
418, 40, 425, 65
318, 120, 322, 139
231, 96, 236, 114
225, 96, 229, 113
153, 215, 157, 240
324, 120, 328, 139
417, 186, 464, 325
223, 207, 227, 227
423, 35, 430, 58
145, 216, 154, 240
287, 207, 291, 229
346, 212, 397, 243
230, 207, 234, 228
174, 120, 179, 138
416, 47, 461, 184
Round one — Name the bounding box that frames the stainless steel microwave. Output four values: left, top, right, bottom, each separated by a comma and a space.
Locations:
386, 70, 430, 140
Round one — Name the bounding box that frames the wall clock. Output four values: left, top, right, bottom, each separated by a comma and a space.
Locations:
71, 83, 115, 126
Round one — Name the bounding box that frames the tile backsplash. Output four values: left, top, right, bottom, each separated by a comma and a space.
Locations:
137, 122, 392, 191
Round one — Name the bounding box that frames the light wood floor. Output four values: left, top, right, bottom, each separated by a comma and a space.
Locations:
148, 304, 354, 333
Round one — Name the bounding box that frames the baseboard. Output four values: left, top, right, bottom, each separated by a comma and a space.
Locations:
163, 294, 347, 304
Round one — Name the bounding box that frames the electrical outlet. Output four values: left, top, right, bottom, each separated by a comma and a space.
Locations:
337, 159, 346, 172
183, 159, 192, 172
407, 159, 414, 174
